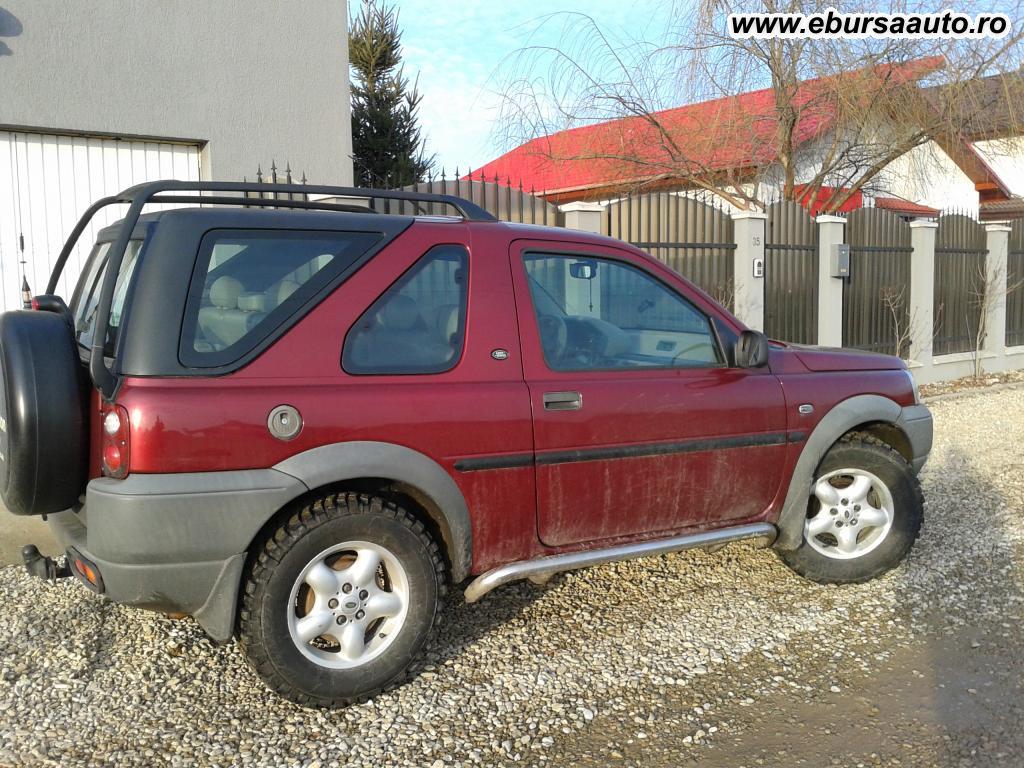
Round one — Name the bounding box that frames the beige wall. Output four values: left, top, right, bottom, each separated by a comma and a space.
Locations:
0, 0, 352, 184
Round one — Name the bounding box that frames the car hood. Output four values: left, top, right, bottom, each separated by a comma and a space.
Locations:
784, 344, 906, 372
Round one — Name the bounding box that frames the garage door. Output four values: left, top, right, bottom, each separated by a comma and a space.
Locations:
0, 131, 201, 312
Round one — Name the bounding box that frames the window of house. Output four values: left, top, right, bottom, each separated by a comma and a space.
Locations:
523, 253, 721, 371
343, 244, 469, 375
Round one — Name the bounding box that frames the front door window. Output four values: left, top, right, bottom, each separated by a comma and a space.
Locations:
523, 254, 721, 372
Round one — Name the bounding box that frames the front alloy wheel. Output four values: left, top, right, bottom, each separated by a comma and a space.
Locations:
778, 432, 923, 584
804, 469, 894, 560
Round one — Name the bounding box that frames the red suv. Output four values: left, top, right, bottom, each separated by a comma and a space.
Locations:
1, 181, 932, 707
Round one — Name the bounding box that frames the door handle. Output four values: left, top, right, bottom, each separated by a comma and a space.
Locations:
543, 391, 583, 411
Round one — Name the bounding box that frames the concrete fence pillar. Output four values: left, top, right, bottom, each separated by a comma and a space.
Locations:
559, 202, 604, 234
908, 220, 937, 379
816, 215, 846, 347
984, 223, 1011, 364
730, 212, 767, 331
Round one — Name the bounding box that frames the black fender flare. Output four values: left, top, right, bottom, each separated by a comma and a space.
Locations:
774, 394, 906, 550
273, 441, 473, 582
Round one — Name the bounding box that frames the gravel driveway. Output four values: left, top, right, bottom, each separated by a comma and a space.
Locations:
0, 386, 1021, 767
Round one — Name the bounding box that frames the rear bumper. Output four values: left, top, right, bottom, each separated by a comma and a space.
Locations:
49, 469, 306, 641
897, 404, 933, 473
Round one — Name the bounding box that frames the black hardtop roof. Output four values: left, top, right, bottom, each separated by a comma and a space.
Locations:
55, 180, 498, 399
93, 206, 419, 243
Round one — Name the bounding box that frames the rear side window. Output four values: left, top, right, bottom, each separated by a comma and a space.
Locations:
72, 240, 144, 356
343, 244, 468, 375
181, 229, 383, 367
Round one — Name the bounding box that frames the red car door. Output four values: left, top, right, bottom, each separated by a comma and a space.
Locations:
510, 239, 789, 548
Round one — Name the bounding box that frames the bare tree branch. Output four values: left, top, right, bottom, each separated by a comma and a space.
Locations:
495, 0, 1024, 210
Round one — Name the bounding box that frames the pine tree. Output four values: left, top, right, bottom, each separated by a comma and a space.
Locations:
349, 0, 434, 188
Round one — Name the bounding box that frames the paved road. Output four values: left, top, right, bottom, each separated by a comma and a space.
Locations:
0, 507, 57, 565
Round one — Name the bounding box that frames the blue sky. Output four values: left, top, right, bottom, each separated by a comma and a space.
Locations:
389, 1, 677, 172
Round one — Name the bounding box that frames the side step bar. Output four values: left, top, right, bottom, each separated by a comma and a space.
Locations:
464, 523, 777, 603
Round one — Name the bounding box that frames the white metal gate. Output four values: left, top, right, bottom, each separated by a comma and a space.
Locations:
0, 130, 201, 311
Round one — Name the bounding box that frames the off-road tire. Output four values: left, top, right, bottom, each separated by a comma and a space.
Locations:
0, 310, 88, 515
778, 432, 923, 583
239, 492, 446, 707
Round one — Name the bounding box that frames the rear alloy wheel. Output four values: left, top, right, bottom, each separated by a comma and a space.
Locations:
778, 433, 923, 584
240, 493, 445, 707
286, 541, 410, 669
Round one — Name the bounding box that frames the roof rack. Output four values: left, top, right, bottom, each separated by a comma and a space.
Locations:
117, 179, 496, 219
45, 180, 496, 399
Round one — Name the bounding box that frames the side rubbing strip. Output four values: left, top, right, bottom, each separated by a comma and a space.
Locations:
453, 454, 535, 472
455, 432, 794, 472
535, 432, 790, 466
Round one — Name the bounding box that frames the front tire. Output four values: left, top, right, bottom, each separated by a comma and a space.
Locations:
239, 492, 446, 707
778, 433, 923, 583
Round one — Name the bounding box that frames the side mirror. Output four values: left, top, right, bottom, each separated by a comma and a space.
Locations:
569, 260, 597, 280
735, 330, 769, 368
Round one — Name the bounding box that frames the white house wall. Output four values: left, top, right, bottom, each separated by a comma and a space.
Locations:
876, 141, 978, 214
973, 138, 1024, 197
758, 134, 982, 215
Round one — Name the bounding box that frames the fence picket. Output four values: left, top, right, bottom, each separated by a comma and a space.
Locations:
601, 192, 735, 306
843, 208, 913, 357
934, 213, 987, 355
765, 201, 818, 343
1007, 219, 1024, 348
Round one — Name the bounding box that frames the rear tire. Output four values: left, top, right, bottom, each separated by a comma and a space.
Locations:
777, 433, 923, 583
239, 492, 446, 707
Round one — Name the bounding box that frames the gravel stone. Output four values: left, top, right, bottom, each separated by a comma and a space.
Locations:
0, 385, 1020, 766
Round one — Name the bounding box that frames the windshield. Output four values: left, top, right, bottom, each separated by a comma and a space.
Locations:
71, 240, 144, 355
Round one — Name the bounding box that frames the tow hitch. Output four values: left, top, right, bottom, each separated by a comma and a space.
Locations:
22, 544, 71, 582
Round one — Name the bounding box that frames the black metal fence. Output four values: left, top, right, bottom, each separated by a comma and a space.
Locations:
843, 208, 913, 356
245, 162, 309, 201
1008, 218, 1024, 348
601, 192, 735, 307
934, 213, 987, 355
244, 167, 1019, 358
397, 169, 562, 225
765, 200, 818, 343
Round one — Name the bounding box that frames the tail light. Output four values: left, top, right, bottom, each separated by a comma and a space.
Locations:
101, 404, 130, 479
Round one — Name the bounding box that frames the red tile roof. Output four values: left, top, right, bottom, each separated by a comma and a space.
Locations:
873, 197, 940, 217
794, 185, 863, 216
476, 58, 943, 200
